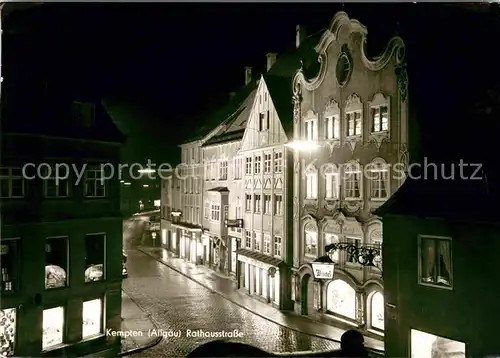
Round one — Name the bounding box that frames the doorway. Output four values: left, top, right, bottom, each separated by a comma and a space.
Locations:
301, 273, 311, 315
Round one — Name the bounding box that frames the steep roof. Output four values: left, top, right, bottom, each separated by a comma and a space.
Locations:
375, 165, 497, 223
263, 74, 294, 138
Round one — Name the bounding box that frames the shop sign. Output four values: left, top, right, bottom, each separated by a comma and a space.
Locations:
311, 262, 334, 280
224, 219, 243, 228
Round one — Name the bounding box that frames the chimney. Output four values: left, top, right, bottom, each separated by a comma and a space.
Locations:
266, 53, 277, 71
296, 24, 306, 49
229, 92, 236, 99
245, 67, 252, 86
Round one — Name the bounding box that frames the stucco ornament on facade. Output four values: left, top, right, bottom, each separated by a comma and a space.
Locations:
292, 80, 302, 125
293, 11, 406, 92
324, 98, 341, 155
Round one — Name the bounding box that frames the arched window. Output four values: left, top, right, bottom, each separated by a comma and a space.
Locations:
324, 164, 339, 200
326, 280, 356, 319
368, 159, 389, 200
305, 165, 318, 199
371, 291, 384, 330
304, 222, 318, 257
343, 161, 362, 199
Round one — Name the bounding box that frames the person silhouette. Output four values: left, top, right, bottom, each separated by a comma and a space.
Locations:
338, 329, 369, 357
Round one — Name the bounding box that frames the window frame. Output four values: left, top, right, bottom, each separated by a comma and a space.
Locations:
345, 236, 362, 266
254, 194, 261, 213
324, 165, 339, 200
0, 167, 25, 198
245, 230, 252, 249
84, 167, 106, 198
264, 154, 272, 174
418, 235, 453, 290
210, 203, 221, 221
245, 157, 252, 175
305, 166, 318, 199
245, 194, 252, 212
263, 234, 271, 254
343, 162, 363, 200
273, 152, 283, 173
274, 236, 282, 258
254, 155, 262, 174
304, 224, 318, 257
82, 297, 105, 339
263, 194, 272, 214
45, 236, 69, 290
274, 194, 283, 216
84, 233, 106, 283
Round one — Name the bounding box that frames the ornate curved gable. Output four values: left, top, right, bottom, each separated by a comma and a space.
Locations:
294, 11, 406, 92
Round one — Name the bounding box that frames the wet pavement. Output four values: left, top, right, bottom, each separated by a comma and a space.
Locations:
122, 216, 380, 357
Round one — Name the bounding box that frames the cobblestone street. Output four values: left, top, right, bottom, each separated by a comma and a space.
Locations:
122, 217, 342, 357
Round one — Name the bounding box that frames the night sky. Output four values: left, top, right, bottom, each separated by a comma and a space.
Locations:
4, 3, 410, 164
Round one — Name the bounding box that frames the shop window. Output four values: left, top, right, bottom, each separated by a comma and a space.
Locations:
326, 280, 356, 320
411, 329, 466, 358
42, 306, 64, 350
84, 234, 105, 283
82, 299, 103, 339
0, 240, 19, 293
370, 291, 384, 331
0, 307, 16, 356
45, 237, 68, 289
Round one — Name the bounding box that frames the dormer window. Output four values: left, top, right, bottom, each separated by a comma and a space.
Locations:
73, 102, 95, 127
346, 111, 362, 137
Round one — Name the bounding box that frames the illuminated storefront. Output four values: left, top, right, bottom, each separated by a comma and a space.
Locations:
0, 308, 16, 357
370, 291, 384, 330
411, 329, 466, 358
161, 229, 167, 246
42, 306, 64, 350
82, 299, 103, 339
326, 279, 357, 320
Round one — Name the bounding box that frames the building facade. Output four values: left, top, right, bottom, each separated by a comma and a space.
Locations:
0, 99, 124, 357
291, 11, 408, 335
160, 174, 182, 252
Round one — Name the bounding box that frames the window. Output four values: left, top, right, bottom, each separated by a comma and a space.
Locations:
264, 194, 272, 214
254, 194, 261, 213
325, 165, 339, 200
210, 204, 220, 221
305, 224, 318, 256
0, 239, 19, 293
274, 236, 282, 257
372, 105, 389, 132
233, 157, 243, 180
346, 237, 361, 264
274, 152, 283, 173
0, 167, 24, 198
253, 232, 261, 251
42, 306, 64, 350
370, 292, 384, 331
245, 194, 252, 212
73, 101, 95, 127
0, 307, 16, 356
419, 236, 452, 288
326, 280, 356, 319
82, 299, 103, 339
274, 194, 283, 215
305, 119, 317, 141
369, 160, 389, 200
223, 205, 229, 221
210, 162, 217, 180
259, 113, 265, 131
85, 234, 105, 283
324, 234, 339, 262
326, 115, 340, 139
84, 167, 106, 198
203, 201, 209, 219
305, 166, 318, 199
42, 166, 69, 198
219, 160, 228, 180
346, 111, 362, 136
254, 156, 261, 174
245, 230, 252, 249
264, 154, 272, 173
263, 234, 271, 254
245, 157, 252, 175
410, 329, 466, 358
344, 162, 362, 199
45, 237, 68, 289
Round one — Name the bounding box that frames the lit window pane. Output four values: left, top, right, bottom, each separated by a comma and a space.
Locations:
82, 299, 102, 339
42, 306, 64, 350
411, 329, 465, 358
0, 308, 16, 356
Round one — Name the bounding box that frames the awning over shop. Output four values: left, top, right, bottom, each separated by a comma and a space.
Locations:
235, 248, 284, 270
171, 222, 202, 232
207, 187, 229, 193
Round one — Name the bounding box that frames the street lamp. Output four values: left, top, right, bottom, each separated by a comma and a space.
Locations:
311, 254, 335, 280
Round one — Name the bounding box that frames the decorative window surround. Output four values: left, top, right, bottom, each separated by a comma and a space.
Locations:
368, 158, 390, 201
324, 164, 340, 200
368, 93, 391, 148
303, 110, 318, 142
343, 161, 363, 200
344, 94, 363, 150
305, 164, 318, 200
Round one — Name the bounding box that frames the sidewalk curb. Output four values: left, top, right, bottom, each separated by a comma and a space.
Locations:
137, 248, 345, 346
119, 290, 163, 357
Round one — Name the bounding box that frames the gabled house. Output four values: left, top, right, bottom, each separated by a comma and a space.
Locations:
235, 28, 320, 310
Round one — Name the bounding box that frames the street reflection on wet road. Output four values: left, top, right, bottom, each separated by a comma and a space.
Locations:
122, 217, 340, 357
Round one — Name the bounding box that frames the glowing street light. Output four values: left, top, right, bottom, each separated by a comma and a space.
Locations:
143, 184, 149, 188
120, 180, 124, 183
124, 182, 131, 186
285, 140, 321, 152
138, 168, 155, 174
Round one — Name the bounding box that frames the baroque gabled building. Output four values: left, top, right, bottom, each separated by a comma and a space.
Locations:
291, 11, 408, 335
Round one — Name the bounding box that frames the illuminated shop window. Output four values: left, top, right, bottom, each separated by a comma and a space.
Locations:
411, 329, 465, 358
42, 307, 64, 350
45, 237, 68, 289
82, 299, 103, 339
370, 292, 384, 330
84, 234, 105, 283
326, 280, 356, 320
0, 307, 16, 356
